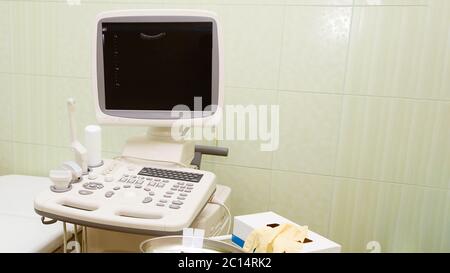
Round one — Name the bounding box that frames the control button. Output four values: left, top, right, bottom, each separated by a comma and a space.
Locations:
148, 181, 156, 186
128, 179, 136, 184
79, 190, 93, 195
171, 188, 177, 191
96, 184, 104, 189
154, 178, 161, 182
124, 174, 129, 177
119, 177, 128, 182
146, 178, 152, 181
144, 187, 151, 191
187, 187, 194, 190
149, 192, 155, 196
184, 190, 191, 193
135, 185, 142, 189
131, 175, 137, 178
123, 185, 131, 188
172, 200, 183, 205
113, 186, 120, 190
157, 183, 164, 188
162, 179, 169, 183
105, 191, 114, 198
88, 173, 98, 180
178, 189, 184, 192
180, 193, 188, 197
136, 180, 144, 185
169, 205, 180, 209
142, 197, 152, 203
186, 183, 194, 186
177, 197, 185, 200
177, 182, 185, 185
159, 199, 168, 203
156, 203, 165, 207
104, 175, 114, 182
166, 191, 174, 195
172, 185, 179, 188
163, 195, 171, 198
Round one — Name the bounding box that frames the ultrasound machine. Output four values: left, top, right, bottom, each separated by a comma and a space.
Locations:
34, 9, 230, 252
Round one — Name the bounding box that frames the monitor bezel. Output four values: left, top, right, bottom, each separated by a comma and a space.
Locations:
95, 12, 220, 122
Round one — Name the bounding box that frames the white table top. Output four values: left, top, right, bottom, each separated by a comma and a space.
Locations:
0, 175, 67, 252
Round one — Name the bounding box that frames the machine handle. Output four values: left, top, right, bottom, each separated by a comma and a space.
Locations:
41, 216, 57, 225
191, 145, 229, 169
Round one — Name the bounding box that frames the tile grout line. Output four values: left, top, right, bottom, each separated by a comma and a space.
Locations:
326, 0, 356, 237
210, 160, 450, 192
225, 85, 450, 103
267, 2, 288, 212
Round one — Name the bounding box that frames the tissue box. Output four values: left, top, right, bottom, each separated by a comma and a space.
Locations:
232, 211, 341, 253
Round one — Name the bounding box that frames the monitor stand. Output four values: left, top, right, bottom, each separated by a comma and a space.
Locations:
121, 127, 195, 167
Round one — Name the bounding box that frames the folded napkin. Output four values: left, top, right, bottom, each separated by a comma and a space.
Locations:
243, 223, 308, 253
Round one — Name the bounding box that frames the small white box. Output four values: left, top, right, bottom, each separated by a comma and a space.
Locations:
232, 211, 341, 253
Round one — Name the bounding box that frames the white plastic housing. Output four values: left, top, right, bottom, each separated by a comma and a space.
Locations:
92, 9, 224, 128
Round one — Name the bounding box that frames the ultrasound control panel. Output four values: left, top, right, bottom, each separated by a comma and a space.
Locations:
34, 159, 217, 233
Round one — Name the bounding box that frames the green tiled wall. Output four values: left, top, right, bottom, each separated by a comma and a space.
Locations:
0, 0, 449, 252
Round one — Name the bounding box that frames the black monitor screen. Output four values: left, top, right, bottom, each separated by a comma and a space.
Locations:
102, 22, 213, 111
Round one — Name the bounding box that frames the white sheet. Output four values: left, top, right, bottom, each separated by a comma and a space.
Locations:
0, 175, 66, 253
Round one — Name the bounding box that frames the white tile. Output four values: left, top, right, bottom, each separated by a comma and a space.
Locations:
0, 141, 14, 175
13, 142, 71, 176
0, 74, 13, 141
11, 74, 95, 147
272, 91, 342, 175
211, 5, 285, 89
270, 171, 335, 236
9, 1, 163, 77
287, 0, 353, 5
329, 178, 450, 252
345, 5, 450, 100
210, 163, 272, 217
336, 96, 450, 189
355, 0, 428, 5
0, 2, 12, 72
213, 87, 278, 169
279, 6, 351, 93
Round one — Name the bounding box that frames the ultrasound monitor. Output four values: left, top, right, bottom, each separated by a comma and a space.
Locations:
92, 10, 223, 126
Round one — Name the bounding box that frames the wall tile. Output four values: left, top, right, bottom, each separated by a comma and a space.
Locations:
211, 5, 285, 89
0, 2, 12, 73
102, 126, 148, 154
272, 91, 341, 175
208, 163, 271, 217
279, 6, 351, 93
336, 96, 450, 189
166, 0, 285, 4
355, 0, 428, 5
11, 74, 95, 148
13, 142, 72, 176
212, 87, 278, 169
287, 0, 353, 5
0, 74, 13, 141
270, 171, 335, 236
345, 5, 450, 100
0, 141, 14, 175
330, 178, 450, 252
9, 1, 164, 78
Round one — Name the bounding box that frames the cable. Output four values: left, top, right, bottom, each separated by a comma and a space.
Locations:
208, 201, 232, 236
